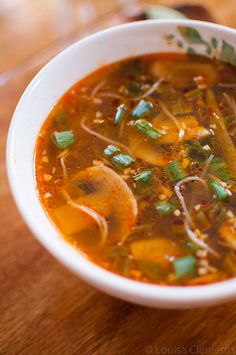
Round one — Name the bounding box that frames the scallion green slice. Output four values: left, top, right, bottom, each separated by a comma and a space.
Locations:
209, 179, 230, 201
155, 201, 176, 215
134, 119, 165, 140
133, 170, 152, 187
53, 130, 75, 149
173, 256, 197, 279
114, 104, 126, 125
111, 153, 135, 169
132, 100, 153, 118
103, 144, 120, 157
163, 160, 186, 182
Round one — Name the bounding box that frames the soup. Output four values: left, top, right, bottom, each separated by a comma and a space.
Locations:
35, 53, 236, 286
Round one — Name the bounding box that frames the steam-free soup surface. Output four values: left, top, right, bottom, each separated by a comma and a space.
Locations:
35, 53, 236, 286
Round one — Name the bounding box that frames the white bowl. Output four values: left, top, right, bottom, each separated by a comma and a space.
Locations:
7, 20, 236, 308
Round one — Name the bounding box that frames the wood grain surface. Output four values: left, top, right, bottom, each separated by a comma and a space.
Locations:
1, 1, 236, 354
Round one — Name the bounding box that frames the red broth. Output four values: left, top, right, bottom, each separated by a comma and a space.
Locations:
35, 53, 236, 286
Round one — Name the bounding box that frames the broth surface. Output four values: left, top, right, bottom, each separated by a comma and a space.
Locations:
35, 53, 236, 286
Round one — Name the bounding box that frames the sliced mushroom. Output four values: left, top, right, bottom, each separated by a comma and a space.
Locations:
55, 165, 138, 243
219, 217, 236, 250
130, 238, 181, 267
128, 130, 173, 166
152, 115, 210, 144
149, 61, 218, 87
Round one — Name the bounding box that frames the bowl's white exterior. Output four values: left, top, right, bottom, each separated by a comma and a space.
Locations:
7, 20, 236, 308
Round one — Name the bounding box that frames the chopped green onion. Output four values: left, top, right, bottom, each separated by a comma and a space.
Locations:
111, 153, 135, 170
103, 144, 120, 157
163, 160, 186, 182
155, 201, 176, 215
134, 119, 165, 140
133, 170, 152, 187
114, 104, 126, 125
173, 256, 197, 279
132, 100, 153, 118
53, 130, 75, 149
209, 179, 230, 201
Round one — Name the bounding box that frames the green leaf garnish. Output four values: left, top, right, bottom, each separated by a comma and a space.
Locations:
111, 154, 135, 169
103, 144, 120, 158
173, 256, 197, 279
163, 161, 186, 182
134, 119, 165, 140
132, 100, 153, 118
114, 104, 126, 125
53, 131, 75, 149
209, 179, 230, 201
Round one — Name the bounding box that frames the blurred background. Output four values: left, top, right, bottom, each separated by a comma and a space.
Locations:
1, 0, 236, 75
1, 1, 236, 354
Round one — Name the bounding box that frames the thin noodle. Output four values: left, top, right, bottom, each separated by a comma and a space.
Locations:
184, 219, 219, 257
81, 116, 134, 156
62, 190, 108, 246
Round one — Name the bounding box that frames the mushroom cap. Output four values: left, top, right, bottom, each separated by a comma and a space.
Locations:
66, 165, 138, 243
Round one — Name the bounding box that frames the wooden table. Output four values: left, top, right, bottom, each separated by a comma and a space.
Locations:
1, 1, 236, 353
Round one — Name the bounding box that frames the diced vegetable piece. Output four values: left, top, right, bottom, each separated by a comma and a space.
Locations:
210, 157, 231, 181
130, 238, 181, 267
219, 218, 236, 250
173, 255, 197, 279
132, 100, 153, 118
111, 153, 135, 170
209, 179, 229, 201
155, 201, 176, 215
53, 130, 75, 149
133, 170, 152, 187
163, 160, 186, 182
103, 144, 120, 157
134, 119, 165, 140
128, 130, 173, 166
53, 203, 93, 235
114, 104, 126, 125
152, 116, 210, 144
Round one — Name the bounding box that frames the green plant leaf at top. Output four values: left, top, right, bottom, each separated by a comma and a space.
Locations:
178, 26, 206, 45
219, 40, 236, 66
